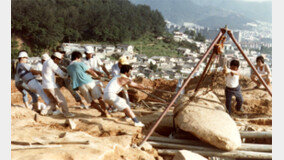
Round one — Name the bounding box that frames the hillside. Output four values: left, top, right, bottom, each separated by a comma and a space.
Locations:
130, 0, 271, 29
11, 0, 165, 56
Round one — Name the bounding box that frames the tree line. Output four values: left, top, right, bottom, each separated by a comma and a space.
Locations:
11, 0, 166, 56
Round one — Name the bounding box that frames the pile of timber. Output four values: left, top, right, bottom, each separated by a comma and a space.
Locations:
148, 131, 272, 159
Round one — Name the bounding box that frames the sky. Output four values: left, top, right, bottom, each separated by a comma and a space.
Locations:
240, 0, 271, 1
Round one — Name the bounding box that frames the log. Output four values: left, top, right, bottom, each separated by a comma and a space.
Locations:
11, 145, 62, 150
133, 88, 168, 103
11, 141, 31, 146
141, 100, 151, 108
148, 136, 272, 152
157, 149, 272, 159
240, 131, 272, 139
11, 140, 90, 145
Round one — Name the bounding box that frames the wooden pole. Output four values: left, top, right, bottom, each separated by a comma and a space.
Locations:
148, 136, 272, 152
138, 28, 227, 148
133, 88, 168, 103
11, 145, 62, 150
157, 149, 272, 159
194, 52, 216, 93
11, 140, 90, 145
240, 131, 272, 139
227, 30, 272, 96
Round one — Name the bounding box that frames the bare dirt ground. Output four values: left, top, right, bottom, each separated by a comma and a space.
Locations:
11, 73, 272, 159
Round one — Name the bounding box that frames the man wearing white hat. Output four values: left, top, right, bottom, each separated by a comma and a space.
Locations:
41, 52, 74, 117
16, 50, 51, 113
82, 46, 110, 79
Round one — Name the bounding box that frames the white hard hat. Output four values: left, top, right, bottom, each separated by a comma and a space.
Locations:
85, 46, 95, 54
18, 51, 29, 58
53, 52, 63, 59
41, 53, 50, 61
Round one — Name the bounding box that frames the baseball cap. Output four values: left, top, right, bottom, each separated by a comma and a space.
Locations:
118, 56, 129, 65
41, 53, 50, 61
53, 52, 63, 59
85, 46, 95, 54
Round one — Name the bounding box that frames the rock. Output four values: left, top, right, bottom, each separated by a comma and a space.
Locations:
173, 150, 207, 160
65, 119, 76, 129
174, 90, 242, 151
59, 132, 68, 138
140, 142, 152, 151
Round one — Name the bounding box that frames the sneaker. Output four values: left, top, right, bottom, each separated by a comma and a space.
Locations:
80, 104, 89, 109
64, 113, 75, 118
52, 110, 62, 115
134, 121, 145, 127
236, 106, 244, 112
40, 109, 49, 116
125, 116, 132, 122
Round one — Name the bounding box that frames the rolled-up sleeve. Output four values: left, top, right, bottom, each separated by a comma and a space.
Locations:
51, 61, 67, 78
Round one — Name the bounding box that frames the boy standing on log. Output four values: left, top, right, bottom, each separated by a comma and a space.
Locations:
223, 59, 244, 114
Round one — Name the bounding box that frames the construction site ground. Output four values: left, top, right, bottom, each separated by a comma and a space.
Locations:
11, 74, 272, 160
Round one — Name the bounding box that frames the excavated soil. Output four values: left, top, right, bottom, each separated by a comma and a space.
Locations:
11, 72, 272, 159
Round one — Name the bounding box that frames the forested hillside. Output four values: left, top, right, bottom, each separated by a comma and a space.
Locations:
11, 0, 166, 57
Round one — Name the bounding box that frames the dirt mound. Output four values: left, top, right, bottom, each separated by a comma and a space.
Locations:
129, 77, 177, 103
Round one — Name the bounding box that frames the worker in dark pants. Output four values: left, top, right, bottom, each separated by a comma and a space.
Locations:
223, 59, 244, 114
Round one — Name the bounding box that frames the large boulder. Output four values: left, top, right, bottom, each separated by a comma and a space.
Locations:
174, 90, 242, 151
173, 150, 207, 160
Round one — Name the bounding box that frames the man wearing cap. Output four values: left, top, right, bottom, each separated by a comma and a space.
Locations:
110, 56, 132, 110
41, 52, 74, 117
111, 56, 128, 77
67, 51, 110, 117
16, 50, 51, 113
82, 46, 110, 79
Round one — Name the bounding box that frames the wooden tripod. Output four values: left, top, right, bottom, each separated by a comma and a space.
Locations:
138, 26, 272, 148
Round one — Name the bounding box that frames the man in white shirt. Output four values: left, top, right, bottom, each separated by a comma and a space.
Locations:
82, 46, 110, 79
42, 52, 74, 117
110, 56, 131, 111
111, 56, 128, 77
103, 65, 152, 127
223, 59, 244, 114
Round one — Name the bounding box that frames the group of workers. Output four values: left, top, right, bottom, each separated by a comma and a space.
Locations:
14, 45, 272, 126
14, 46, 152, 127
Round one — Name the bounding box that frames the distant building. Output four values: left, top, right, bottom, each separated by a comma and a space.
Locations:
200, 28, 241, 42
116, 44, 134, 53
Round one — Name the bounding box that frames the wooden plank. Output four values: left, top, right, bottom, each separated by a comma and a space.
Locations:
157, 149, 272, 159
148, 136, 272, 152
